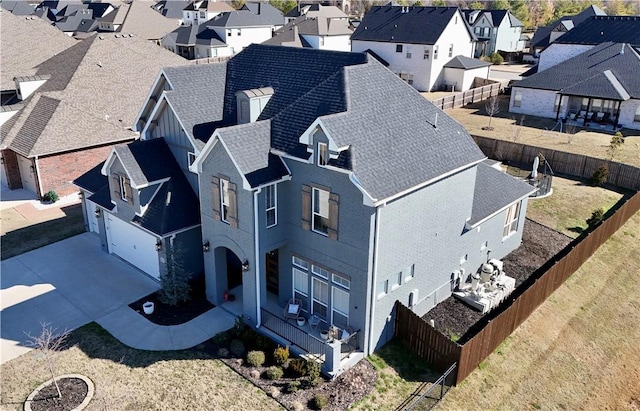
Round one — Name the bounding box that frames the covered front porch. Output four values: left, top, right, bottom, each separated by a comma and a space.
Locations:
221, 286, 363, 377
555, 94, 624, 131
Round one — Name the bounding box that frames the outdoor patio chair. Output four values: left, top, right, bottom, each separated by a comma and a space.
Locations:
283, 298, 301, 322
569, 112, 577, 120
596, 112, 605, 122
578, 110, 586, 119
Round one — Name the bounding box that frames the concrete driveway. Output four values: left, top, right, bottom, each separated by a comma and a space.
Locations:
1, 233, 159, 364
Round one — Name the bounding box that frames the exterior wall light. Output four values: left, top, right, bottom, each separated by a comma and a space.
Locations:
203, 240, 210, 252
241, 259, 249, 272
155, 239, 162, 251
94, 208, 101, 218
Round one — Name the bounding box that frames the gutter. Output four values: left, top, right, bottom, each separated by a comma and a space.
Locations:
253, 188, 262, 328
367, 205, 382, 354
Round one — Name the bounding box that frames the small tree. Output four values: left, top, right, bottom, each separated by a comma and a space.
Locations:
489, 52, 504, 65
606, 132, 624, 160
511, 115, 525, 142
484, 95, 500, 129
586, 208, 605, 228
159, 244, 192, 306
591, 165, 609, 187
26, 323, 71, 399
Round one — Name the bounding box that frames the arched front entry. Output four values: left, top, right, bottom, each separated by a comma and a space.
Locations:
209, 246, 244, 305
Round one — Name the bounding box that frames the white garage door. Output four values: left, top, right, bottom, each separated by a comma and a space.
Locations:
17, 155, 38, 194
86, 200, 100, 234
105, 214, 160, 280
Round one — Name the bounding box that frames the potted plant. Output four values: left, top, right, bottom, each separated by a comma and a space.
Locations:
143, 301, 154, 315
320, 329, 329, 341
296, 317, 306, 327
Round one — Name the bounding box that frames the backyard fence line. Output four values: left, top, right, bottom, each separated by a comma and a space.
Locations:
396, 362, 457, 411
431, 81, 509, 111
471, 135, 640, 191
394, 184, 640, 386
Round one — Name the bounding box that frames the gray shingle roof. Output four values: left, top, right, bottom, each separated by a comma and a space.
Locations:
152, 0, 190, 19
265, 16, 352, 47
555, 15, 640, 47
0, 9, 76, 90
352, 6, 475, 45
73, 161, 106, 193
118, 0, 181, 40
166, 21, 226, 47
0, 1, 36, 15
2, 33, 188, 157
468, 163, 534, 226
514, 42, 640, 100
9, 95, 59, 157
320, 60, 485, 201
240, 2, 284, 26
285, 4, 347, 19
205, 10, 275, 28
444, 55, 491, 69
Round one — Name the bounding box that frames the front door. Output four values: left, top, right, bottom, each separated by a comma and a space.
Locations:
265, 249, 279, 295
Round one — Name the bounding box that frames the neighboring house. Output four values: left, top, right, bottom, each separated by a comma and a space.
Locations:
462, 9, 524, 57
96, 3, 129, 32
240, 1, 285, 31
284, 3, 348, 24
33, 1, 115, 36
442, 55, 492, 92
162, 9, 277, 59
509, 42, 640, 131
0, 1, 36, 15
530, 5, 606, 57
83, 44, 533, 376
181, 0, 233, 26
537, 15, 640, 72
117, 0, 182, 43
153, 0, 192, 20
351, 6, 476, 92
0, 32, 187, 199
264, 16, 352, 52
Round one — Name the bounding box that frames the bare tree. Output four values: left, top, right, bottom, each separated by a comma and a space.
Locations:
511, 115, 525, 142
484, 95, 501, 130
26, 323, 71, 399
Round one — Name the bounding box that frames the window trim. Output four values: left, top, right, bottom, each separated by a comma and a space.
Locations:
423, 48, 430, 59
404, 264, 415, 283
433, 45, 439, 59
188, 152, 196, 166
317, 142, 328, 166
513, 90, 522, 107
396, 44, 403, 53
448, 43, 453, 58
377, 279, 389, 299
311, 277, 329, 320
220, 177, 230, 223
503, 201, 521, 238
312, 187, 330, 236
331, 286, 349, 328
265, 184, 277, 228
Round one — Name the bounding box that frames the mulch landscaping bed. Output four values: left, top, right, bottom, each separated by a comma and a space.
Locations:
30, 377, 88, 411
222, 357, 376, 411
129, 277, 213, 325
425, 219, 572, 340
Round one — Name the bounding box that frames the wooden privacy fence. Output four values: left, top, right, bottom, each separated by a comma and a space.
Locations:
431, 81, 508, 111
472, 135, 640, 191
396, 190, 640, 385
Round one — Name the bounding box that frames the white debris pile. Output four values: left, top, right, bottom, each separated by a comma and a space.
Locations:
452, 259, 516, 314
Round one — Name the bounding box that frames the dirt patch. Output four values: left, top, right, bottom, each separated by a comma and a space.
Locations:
29, 377, 87, 411
424, 219, 572, 340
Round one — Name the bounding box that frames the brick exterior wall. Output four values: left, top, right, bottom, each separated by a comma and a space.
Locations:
37, 144, 122, 197
2, 150, 22, 189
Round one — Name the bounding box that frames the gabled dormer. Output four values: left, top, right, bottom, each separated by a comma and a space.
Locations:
14, 75, 50, 101
236, 87, 274, 124
298, 121, 347, 167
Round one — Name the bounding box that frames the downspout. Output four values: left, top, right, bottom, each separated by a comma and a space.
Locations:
253, 188, 262, 328
367, 205, 382, 354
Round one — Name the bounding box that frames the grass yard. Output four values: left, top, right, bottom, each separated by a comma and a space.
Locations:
0, 323, 282, 411
445, 96, 640, 168
351, 340, 441, 411
0, 204, 85, 260
520, 174, 625, 238
438, 212, 640, 411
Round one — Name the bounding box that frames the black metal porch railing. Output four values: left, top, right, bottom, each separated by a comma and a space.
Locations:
340, 329, 360, 361
260, 308, 326, 362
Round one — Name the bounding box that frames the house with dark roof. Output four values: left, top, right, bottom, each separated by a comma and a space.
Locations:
181, 0, 233, 26
442, 55, 491, 91
510, 42, 640, 131
117, 0, 182, 42
351, 5, 476, 92
538, 15, 640, 72
78, 44, 533, 376
264, 15, 353, 52
284, 3, 348, 24
462, 9, 524, 57
530, 5, 606, 58
162, 7, 282, 59
0, 31, 186, 200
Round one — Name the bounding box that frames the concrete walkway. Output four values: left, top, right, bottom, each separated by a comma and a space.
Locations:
1, 233, 236, 364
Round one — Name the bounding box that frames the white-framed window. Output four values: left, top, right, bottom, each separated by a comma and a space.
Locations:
312, 277, 329, 320
332, 287, 349, 328
460, 254, 468, 264
377, 279, 388, 299
503, 201, 521, 238
118, 175, 130, 202
392, 271, 402, 290
634, 105, 640, 122
312, 264, 329, 279
332, 273, 350, 289
293, 267, 309, 315
220, 178, 230, 223
399, 72, 414, 85
423, 48, 429, 59
265, 184, 277, 228
200, 11, 206, 18
292, 256, 308, 270
513, 90, 522, 107
433, 45, 439, 59
317, 142, 328, 166
448, 43, 453, 57
554, 95, 561, 112
312, 187, 330, 235
481, 241, 488, 250
404, 264, 415, 282
406, 50, 412, 59
226, 29, 232, 36
581, 97, 589, 111
188, 152, 196, 166
396, 44, 403, 52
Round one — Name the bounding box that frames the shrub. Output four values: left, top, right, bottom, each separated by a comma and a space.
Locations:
230, 339, 245, 357
305, 359, 321, 382
291, 402, 304, 411
249, 369, 260, 379
246, 350, 266, 367
267, 386, 280, 398
286, 380, 301, 394
265, 365, 284, 380
311, 393, 329, 410
489, 52, 504, 65
42, 190, 59, 203
289, 358, 307, 377
586, 208, 605, 228
273, 345, 289, 365
591, 165, 609, 186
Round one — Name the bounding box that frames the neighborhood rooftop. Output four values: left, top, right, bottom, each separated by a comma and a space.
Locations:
530, 5, 606, 49
351, 6, 475, 45
554, 15, 640, 47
